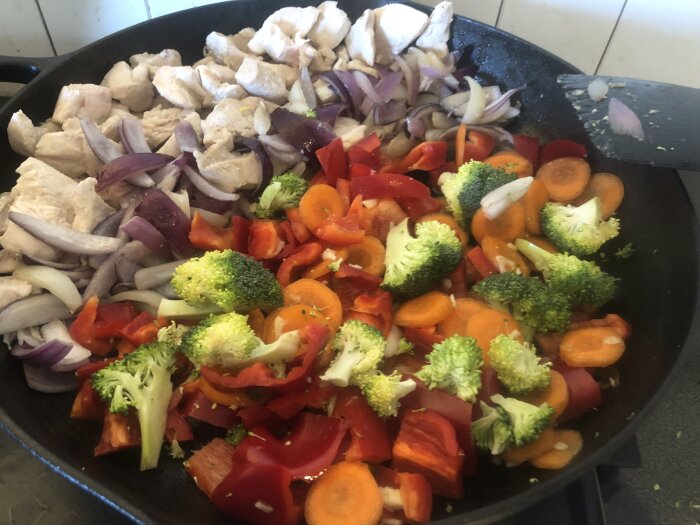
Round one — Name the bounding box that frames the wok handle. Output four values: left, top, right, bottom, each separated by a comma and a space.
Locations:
0, 55, 63, 84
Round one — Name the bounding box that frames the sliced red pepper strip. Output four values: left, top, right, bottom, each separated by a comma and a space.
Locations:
351, 172, 430, 201
284, 208, 311, 244
332, 386, 392, 463
75, 358, 114, 383
400, 141, 448, 172
248, 220, 283, 260
513, 134, 540, 170
92, 302, 136, 339
274, 221, 298, 261
553, 362, 602, 421
403, 325, 444, 355
117, 311, 155, 346
308, 170, 329, 187
332, 264, 383, 311
345, 310, 385, 331
466, 245, 497, 279
398, 472, 433, 523
238, 406, 286, 435
165, 408, 193, 444
69, 296, 113, 356
347, 146, 380, 170
429, 161, 457, 189
539, 139, 587, 166
266, 384, 336, 419
462, 130, 495, 162
335, 177, 352, 213
352, 290, 393, 336
352, 132, 381, 153
189, 211, 235, 251
179, 390, 241, 429
313, 215, 365, 246
230, 215, 250, 254
277, 242, 323, 288
446, 257, 468, 299
94, 412, 141, 457
185, 438, 236, 498
395, 195, 443, 219
349, 163, 375, 179
473, 367, 503, 420
315, 137, 347, 184
199, 324, 329, 394
70, 379, 106, 421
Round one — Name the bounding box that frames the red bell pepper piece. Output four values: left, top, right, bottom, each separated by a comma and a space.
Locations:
349, 163, 375, 179
308, 170, 329, 187
539, 139, 587, 166
429, 161, 457, 189
230, 215, 250, 254
313, 215, 365, 246
466, 245, 497, 279
199, 324, 329, 394
347, 146, 380, 170
332, 264, 383, 311
395, 195, 443, 219
344, 310, 385, 331
402, 325, 444, 355
248, 220, 284, 260
392, 410, 464, 498
553, 362, 602, 421
211, 462, 299, 525
352, 290, 393, 336
75, 358, 114, 383
277, 242, 323, 288
274, 221, 298, 261
374, 466, 433, 524
185, 438, 236, 498
332, 386, 392, 463
166, 408, 193, 444
69, 296, 113, 356
117, 311, 157, 346
70, 379, 106, 421
92, 302, 137, 339
447, 257, 468, 299
315, 137, 347, 184
352, 132, 381, 153
400, 141, 448, 172
473, 367, 504, 421
94, 412, 141, 457
189, 211, 235, 251
462, 130, 495, 162
179, 390, 240, 429
235, 412, 350, 480
513, 134, 540, 170
238, 406, 286, 435
336, 177, 352, 212
284, 208, 311, 244
266, 385, 336, 420
351, 172, 430, 201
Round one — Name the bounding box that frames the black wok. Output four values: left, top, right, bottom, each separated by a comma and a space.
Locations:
0, 1, 697, 523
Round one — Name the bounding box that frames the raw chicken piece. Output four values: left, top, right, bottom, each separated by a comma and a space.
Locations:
7, 110, 38, 157
308, 1, 351, 49
157, 112, 203, 156
0, 250, 22, 274
101, 61, 154, 112
99, 104, 137, 141
334, 116, 367, 149
51, 84, 112, 125
142, 105, 189, 149
204, 30, 256, 70
201, 97, 261, 147
253, 23, 317, 67
193, 134, 262, 192
345, 9, 375, 66
265, 63, 298, 88
196, 63, 246, 106
248, 6, 320, 53
373, 4, 429, 63
0, 192, 11, 234
0, 277, 33, 311
235, 59, 287, 102
129, 49, 182, 79
416, 0, 453, 58
152, 66, 211, 109
70, 178, 115, 233
313, 78, 338, 104
310, 46, 337, 72
35, 126, 103, 177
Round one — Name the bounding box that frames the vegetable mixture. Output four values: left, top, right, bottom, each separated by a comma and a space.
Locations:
0, 2, 632, 524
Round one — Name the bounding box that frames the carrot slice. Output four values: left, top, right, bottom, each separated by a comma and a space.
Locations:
536, 157, 591, 203
559, 326, 626, 367
572, 172, 625, 219
199, 376, 258, 408
481, 235, 530, 276
302, 247, 349, 281
502, 427, 558, 466
262, 304, 330, 344
471, 202, 526, 244
454, 124, 467, 166
484, 150, 534, 178
283, 278, 343, 331
437, 298, 489, 337
530, 429, 583, 469
465, 308, 523, 363
344, 236, 386, 276
519, 369, 569, 420
248, 308, 265, 339
522, 178, 549, 235
395, 291, 454, 328
305, 461, 383, 525
417, 213, 469, 247
299, 184, 345, 231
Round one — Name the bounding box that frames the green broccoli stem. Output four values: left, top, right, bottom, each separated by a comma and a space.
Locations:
157, 299, 222, 320
136, 372, 174, 471
514, 238, 552, 272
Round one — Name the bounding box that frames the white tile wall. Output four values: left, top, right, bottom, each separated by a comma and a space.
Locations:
419, 0, 502, 26
148, 0, 230, 19
0, 0, 54, 57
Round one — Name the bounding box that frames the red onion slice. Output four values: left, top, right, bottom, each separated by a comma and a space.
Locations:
299, 66, 317, 109
235, 137, 274, 199
175, 121, 201, 153
134, 260, 186, 290
394, 54, 418, 105
24, 363, 79, 393
479, 84, 527, 123
374, 71, 403, 103
257, 134, 304, 164
21, 253, 83, 270
80, 119, 121, 163
334, 70, 365, 117
120, 216, 170, 258
352, 70, 382, 104
404, 103, 441, 138
136, 189, 194, 258
0, 294, 71, 335
96, 153, 174, 191
182, 165, 240, 202
318, 71, 356, 117
82, 241, 150, 300
373, 100, 407, 125
20, 339, 73, 367
608, 97, 645, 141
269, 108, 336, 158
314, 103, 347, 126
42, 318, 92, 372
9, 211, 125, 256
13, 265, 83, 313
119, 118, 151, 153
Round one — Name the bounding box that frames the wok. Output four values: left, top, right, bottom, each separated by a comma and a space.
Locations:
0, 1, 697, 523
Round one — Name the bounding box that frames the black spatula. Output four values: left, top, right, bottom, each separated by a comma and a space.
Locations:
557, 74, 700, 171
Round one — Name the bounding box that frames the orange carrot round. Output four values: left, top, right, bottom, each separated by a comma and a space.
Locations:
305, 461, 383, 525
418, 212, 469, 246
299, 184, 345, 231
522, 178, 549, 234
530, 429, 583, 469
344, 236, 386, 276
536, 157, 591, 202
465, 308, 523, 363
262, 304, 330, 344
283, 278, 343, 331
481, 236, 530, 275
437, 298, 489, 337
573, 172, 625, 219
484, 150, 534, 178
520, 370, 569, 420
559, 326, 626, 367
471, 202, 526, 244
455, 124, 468, 166
199, 376, 259, 408
502, 427, 558, 466
247, 308, 266, 339
395, 291, 454, 328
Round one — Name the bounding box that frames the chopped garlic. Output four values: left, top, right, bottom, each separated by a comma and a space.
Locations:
553, 441, 569, 451
254, 501, 274, 513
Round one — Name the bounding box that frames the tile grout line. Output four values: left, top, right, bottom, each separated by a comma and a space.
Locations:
34, 0, 57, 56
143, 0, 153, 19
494, 0, 505, 27
594, 0, 628, 75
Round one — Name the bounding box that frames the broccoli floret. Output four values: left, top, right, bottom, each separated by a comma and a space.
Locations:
472, 401, 513, 455
491, 394, 554, 447
515, 238, 616, 312
415, 335, 483, 402
541, 197, 620, 256
472, 272, 572, 336
181, 312, 300, 369
171, 249, 283, 313
320, 320, 385, 387
157, 322, 189, 347
398, 338, 414, 355
489, 334, 551, 394
255, 172, 307, 219
362, 372, 417, 418
614, 243, 635, 259
381, 218, 462, 299
224, 423, 248, 446
91, 342, 176, 470
438, 161, 517, 226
